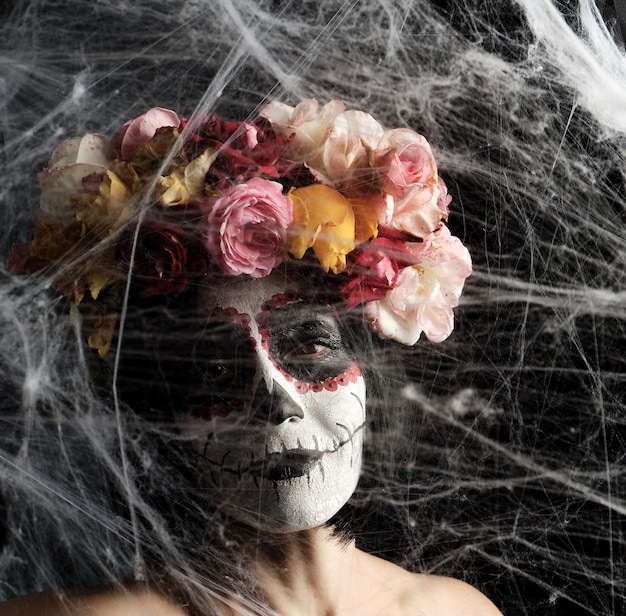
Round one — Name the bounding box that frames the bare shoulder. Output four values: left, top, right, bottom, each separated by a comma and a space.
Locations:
357, 549, 502, 616
0, 587, 187, 616
402, 573, 503, 616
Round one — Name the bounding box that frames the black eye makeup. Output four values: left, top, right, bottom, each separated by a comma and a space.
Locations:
175, 301, 357, 418
264, 303, 355, 383
183, 321, 257, 410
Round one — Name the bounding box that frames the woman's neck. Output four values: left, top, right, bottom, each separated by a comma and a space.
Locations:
251, 526, 362, 616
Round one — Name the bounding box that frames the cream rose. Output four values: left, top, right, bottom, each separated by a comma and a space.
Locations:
261, 99, 384, 182
37, 133, 112, 223
119, 107, 181, 160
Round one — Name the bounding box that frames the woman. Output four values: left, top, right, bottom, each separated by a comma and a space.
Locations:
3, 2, 625, 613
1, 101, 501, 614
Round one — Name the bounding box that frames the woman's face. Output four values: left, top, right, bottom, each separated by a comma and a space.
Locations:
175, 275, 366, 531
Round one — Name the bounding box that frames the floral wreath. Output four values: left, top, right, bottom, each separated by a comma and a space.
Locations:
8, 99, 472, 357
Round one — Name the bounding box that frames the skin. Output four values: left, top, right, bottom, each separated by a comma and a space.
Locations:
0, 540, 503, 615
177, 275, 367, 531
0, 275, 503, 615
254, 527, 503, 616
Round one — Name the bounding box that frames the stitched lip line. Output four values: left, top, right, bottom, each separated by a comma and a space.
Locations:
248, 449, 323, 480
202, 422, 366, 482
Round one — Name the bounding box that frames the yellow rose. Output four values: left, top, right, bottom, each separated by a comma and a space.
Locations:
29, 219, 82, 263
287, 184, 356, 274
53, 242, 121, 304
350, 195, 379, 244
157, 148, 216, 206
128, 126, 180, 174
75, 162, 139, 237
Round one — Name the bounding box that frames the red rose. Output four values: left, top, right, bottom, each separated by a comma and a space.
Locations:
339, 238, 416, 309
121, 219, 208, 297
186, 115, 294, 187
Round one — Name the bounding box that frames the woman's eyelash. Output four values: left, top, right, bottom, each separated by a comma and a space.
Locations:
283, 339, 332, 361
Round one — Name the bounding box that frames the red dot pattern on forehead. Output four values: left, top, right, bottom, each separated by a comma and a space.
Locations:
208, 306, 253, 332
260, 289, 302, 312
255, 290, 301, 348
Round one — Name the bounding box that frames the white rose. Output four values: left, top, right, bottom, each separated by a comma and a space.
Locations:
262, 99, 385, 185
366, 226, 472, 345
37, 133, 112, 223
260, 98, 344, 173
322, 109, 384, 182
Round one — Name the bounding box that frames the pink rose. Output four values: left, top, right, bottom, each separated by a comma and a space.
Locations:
120, 107, 181, 160
322, 110, 384, 183
374, 129, 447, 239
365, 226, 472, 345
436, 176, 452, 218
204, 178, 293, 278
383, 184, 443, 238
376, 129, 436, 195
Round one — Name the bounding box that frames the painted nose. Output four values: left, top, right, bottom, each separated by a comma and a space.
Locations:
250, 375, 305, 425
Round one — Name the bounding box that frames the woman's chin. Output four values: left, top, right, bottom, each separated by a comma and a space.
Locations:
216, 472, 358, 533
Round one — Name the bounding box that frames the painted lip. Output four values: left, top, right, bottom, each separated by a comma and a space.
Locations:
249, 449, 323, 481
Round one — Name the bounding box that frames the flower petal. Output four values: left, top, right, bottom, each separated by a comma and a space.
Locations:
287, 184, 356, 274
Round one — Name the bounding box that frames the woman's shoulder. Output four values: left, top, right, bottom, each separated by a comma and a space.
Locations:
0, 565, 503, 616
357, 550, 502, 615
402, 573, 503, 615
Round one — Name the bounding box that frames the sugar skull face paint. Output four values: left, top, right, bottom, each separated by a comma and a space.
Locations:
176, 275, 366, 531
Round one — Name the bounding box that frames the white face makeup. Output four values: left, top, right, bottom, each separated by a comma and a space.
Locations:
176, 275, 366, 531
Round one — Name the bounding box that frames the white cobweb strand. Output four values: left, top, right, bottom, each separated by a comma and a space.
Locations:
520, 0, 626, 134
0, 1, 624, 615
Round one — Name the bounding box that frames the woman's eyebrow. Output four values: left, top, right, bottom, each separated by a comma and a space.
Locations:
266, 302, 339, 325
267, 308, 346, 345
195, 320, 251, 347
